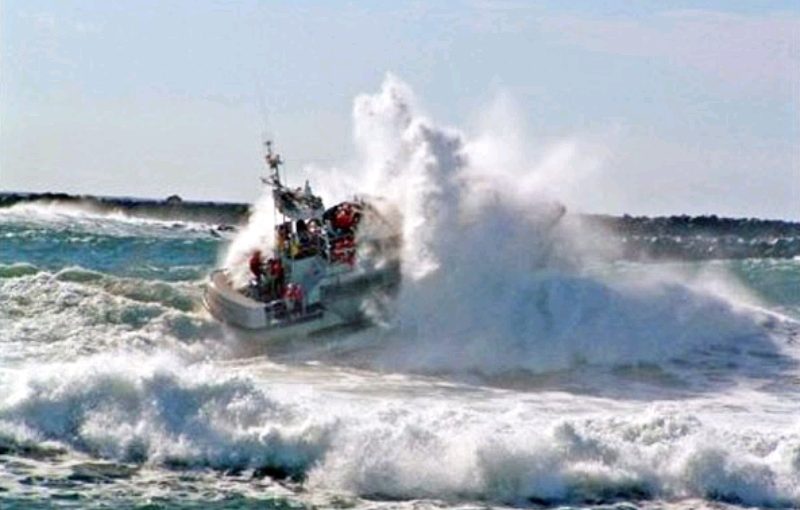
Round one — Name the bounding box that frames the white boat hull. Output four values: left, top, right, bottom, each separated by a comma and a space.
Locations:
203, 263, 400, 340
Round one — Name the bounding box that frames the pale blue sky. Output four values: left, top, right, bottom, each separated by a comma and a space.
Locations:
1, 1, 798, 219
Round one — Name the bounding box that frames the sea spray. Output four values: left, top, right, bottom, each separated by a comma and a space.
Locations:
217, 75, 787, 376
223, 192, 278, 288
327, 76, 778, 374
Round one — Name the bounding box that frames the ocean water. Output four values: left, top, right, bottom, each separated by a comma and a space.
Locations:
2, 77, 799, 509
2, 199, 799, 510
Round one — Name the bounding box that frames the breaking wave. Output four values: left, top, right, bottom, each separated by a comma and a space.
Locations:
0, 354, 326, 477
0, 265, 216, 364
1, 354, 798, 507
276, 75, 793, 376
0, 192, 248, 226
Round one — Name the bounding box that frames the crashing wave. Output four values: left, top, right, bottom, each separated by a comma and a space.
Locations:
1, 354, 797, 507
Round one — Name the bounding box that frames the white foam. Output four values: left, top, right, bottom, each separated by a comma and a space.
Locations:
1, 354, 797, 507
0, 201, 218, 239
0, 353, 330, 473
0, 268, 214, 364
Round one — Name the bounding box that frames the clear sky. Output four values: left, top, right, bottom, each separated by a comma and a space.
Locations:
1, 1, 798, 219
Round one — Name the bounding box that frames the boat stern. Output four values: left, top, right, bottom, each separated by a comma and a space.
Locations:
203, 269, 270, 329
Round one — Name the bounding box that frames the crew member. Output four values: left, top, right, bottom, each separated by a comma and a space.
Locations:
248, 250, 267, 300
249, 250, 264, 280
333, 203, 355, 231
284, 283, 305, 316
268, 257, 285, 298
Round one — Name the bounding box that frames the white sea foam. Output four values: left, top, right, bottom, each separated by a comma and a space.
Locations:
0, 354, 797, 507
0, 201, 219, 239
0, 354, 330, 474
0, 268, 214, 364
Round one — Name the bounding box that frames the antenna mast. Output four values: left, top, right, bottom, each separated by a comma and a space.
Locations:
264, 140, 284, 184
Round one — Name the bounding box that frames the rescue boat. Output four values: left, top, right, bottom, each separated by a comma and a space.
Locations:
203, 142, 402, 339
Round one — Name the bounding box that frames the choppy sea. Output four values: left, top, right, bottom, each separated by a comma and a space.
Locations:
0, 200, 798, 510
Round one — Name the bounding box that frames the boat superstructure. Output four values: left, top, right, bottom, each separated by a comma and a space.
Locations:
204, 142, 402, 338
